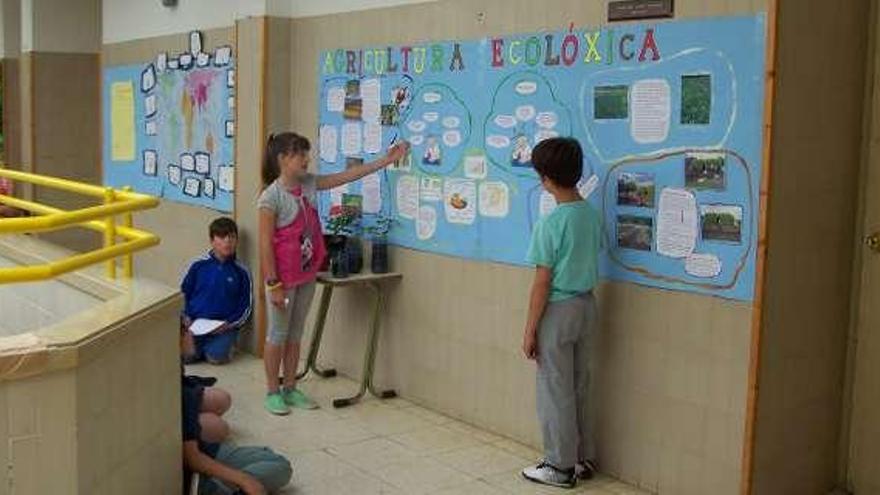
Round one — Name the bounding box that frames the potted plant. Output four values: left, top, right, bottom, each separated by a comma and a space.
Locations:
364, 214, 396, 274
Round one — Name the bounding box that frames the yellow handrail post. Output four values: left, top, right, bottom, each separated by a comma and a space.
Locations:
122, 186, 134, 278
103, 188, 117, 279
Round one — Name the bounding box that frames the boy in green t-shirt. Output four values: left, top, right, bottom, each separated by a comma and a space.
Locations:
521, 138, 601, 489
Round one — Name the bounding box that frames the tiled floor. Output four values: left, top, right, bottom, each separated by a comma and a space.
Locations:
187, 355, 649, 495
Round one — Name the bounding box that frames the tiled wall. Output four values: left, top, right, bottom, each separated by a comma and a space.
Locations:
75, 297, 182, 494
0, 296, 181, 495
286, 1, 765, 493
31, 52, 102, 252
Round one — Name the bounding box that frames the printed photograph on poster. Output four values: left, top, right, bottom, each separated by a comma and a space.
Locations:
617, 215, 653, 251
189, 31, 203, 55
145, 120, 158, 136
227, 69, 235, 88
617, 172, 655, 207
180, 153, 195, 172
183, 177, 201, 197
444, 179, 477, 225
168, 165, 182, 186
344, 99, 363, 120
218, 166, 234, 192
195, 152, 211, 175
685, 153, 725, 190
228, 96, 235, 111
594, 85, 628, 119
179, 53, 194, 70
423, 136, 441, 165
701, 204, 742, 243
196, 53, 210, 67
203, 178, 216, 199
510, 134, 532, 167
345, 80, 360, 99
214, 46, 232, 66
225, 120, 235, 138
141, 64, 156, 93
381, 104, 399, 126
681, 74, 712, 125
143, 150, 158, 176
144, 94, 158, 118
391, 84, 412, 114
341, 194, 363, 221
167, 57, 180, 70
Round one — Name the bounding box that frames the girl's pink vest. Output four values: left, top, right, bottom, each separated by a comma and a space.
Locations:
272, 186, 327, 288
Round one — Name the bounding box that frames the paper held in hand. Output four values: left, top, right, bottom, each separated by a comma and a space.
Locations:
189, 319, 225, 336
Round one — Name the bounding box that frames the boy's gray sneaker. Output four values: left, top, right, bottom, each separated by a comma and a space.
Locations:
522, 461, 576, 489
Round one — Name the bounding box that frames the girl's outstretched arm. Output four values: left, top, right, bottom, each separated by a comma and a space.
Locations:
316, 142, 409, 191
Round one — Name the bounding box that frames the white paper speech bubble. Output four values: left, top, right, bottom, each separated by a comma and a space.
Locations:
423, 92, 442, 103
515, 81, 538, 95
486, 135, 512, 149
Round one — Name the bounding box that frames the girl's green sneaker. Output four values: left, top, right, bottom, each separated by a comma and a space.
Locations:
283, 388, 319, 410
265, 392, 291, 415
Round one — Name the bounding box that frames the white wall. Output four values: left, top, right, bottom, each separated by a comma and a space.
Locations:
267, 0, 439, 18
102, 0, 442, 44
21, 0, 100, 53
102, 0, 266, 44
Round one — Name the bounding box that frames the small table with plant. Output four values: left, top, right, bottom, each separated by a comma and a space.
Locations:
296, 270, 402, 408
296, 202, 401, 407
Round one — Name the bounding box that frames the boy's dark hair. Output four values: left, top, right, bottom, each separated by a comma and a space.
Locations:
531, 137, 583, 188
209, 217, 238, 239
262, 132, 312, 187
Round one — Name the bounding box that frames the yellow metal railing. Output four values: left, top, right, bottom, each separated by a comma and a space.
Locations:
0, 166, 160, 283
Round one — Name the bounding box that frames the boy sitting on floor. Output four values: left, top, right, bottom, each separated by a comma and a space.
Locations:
181, 320, 293, 495
181, 217, 253, 364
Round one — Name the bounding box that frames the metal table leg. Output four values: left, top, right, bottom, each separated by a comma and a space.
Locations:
295, 284, 337, 380
332, 282, 397, 408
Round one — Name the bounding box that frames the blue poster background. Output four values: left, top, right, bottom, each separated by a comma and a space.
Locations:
318, 15, 766, 301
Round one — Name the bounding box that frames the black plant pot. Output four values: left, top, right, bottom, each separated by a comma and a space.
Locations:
371, 239, 389, 274
347, 237, 364, 274
323, 234, 347, 272
330, 247, 349, 278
